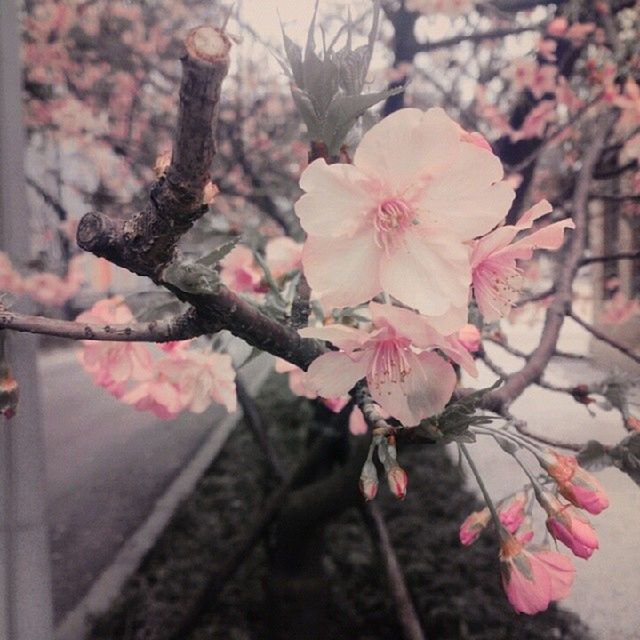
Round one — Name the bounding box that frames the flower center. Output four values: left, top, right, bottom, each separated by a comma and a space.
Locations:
374, 198, 414, 252
369, 334, 412, 385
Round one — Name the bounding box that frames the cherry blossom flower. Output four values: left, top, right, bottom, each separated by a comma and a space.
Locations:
540, 492, 599, 559
499, 533, 575, 614
613, 78, 640, 134
300, 303, 458, 426
599, 292, 640, 325
77, 297, 154, 390
295, 108, 515, 319
219, 245, 263, 294
471, 200, 575, 321
540, 450, 609, 515
121, 376, 186, 419
265, 237, 303, 279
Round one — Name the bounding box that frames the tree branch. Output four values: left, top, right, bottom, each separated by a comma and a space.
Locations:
486, 109, 617, 411
580, 250, 640, 266
0, 306, 210, 342
416, 25, 543, 54
568, 310, 640, 366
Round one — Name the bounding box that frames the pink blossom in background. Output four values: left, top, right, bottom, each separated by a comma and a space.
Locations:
157, 349, 237, 414
613, 78, 640, 134
348, 406, 368, 436
77, 297, 154, 389
300, 303, 458, 426
499, 534, 575, 614
0, 252, 24, 295
219, 245, 263, 294
265, 237, 303, 278
599, 292, 640, 325
541, 492, 599, 559
121, 376, 185, 419
471, 200, 575, 322
510, 101, 556, 141
295, 108, 514, 317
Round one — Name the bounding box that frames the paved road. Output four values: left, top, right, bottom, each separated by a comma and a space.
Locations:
40, 349, 239, 623
461, 317, 640, 640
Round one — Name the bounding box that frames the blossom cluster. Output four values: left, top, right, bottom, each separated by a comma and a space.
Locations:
77, 297, 236, 419
0, 251, 84, 307
460, 450, 608, 614
292, 108, 574, 426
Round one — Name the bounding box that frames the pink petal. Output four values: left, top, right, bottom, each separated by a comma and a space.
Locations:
515, 199, 553, 229
349, 406, 368, 435
370, 302, 446, 348
299, 324, 368, 351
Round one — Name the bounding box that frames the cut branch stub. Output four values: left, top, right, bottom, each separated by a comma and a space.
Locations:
77, 24, 231, 279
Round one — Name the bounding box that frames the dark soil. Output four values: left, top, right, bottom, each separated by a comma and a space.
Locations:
88, 374, 592, 640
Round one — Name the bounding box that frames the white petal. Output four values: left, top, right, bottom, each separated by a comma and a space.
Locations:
302, 229, 382, 311
295, 159, 375, 237
306, 352, 370, 397
354, 108, 460, 193
380, 229, 471, 320
419, 142, 515, 239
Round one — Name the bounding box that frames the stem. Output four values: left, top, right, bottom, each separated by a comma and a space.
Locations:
459, 443, 502, 529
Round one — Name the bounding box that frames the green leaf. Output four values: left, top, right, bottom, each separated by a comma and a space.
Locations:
323, 87, 403, 154
197, 239, 238, 267
162, 261, 221, 295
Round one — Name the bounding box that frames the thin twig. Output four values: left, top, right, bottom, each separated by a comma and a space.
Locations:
363, 503, 427, 640
568, 310, 640, 366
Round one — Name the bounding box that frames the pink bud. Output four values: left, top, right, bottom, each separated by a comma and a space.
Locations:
387, 464, 408, 500
498, 492, 527, 534
558, 466, 609, 515
542, 493, 599, 559
457, 324, 482, 353
459, 507, 491, 545
359, 460, 378, 501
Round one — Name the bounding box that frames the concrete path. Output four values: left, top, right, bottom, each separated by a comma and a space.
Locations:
40, 347, 269, 627
460, 316, 640, 640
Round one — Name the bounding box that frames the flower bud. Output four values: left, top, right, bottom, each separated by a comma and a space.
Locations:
359, 460, 379, 501
459, 507, 491, 545
541, 492, 599, 559
0, 364, 19, 420
386, 464, 408, 500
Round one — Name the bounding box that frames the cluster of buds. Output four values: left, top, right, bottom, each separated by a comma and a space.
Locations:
359, 435, 408, 501
460, 447, 609, 614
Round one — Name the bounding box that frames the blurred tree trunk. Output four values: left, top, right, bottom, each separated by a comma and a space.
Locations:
0, 1, 54, 638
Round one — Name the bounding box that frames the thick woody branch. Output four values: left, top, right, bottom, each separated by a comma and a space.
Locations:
485, 109, 617, 411
0, 307, 210, 342
77, 26, 231, 279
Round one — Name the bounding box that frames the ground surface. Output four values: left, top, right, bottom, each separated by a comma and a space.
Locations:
41, 349, 225, 622
86, 375, 592, 640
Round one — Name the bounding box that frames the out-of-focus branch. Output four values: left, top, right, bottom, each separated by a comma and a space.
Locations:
580, 250, 640, 265
486, 109, 617, 411
416, 24, 543, 53
568, 310, 640, 366
236, 376, 287, 480
363, 503, 427, 640
0, 306, 210, 342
